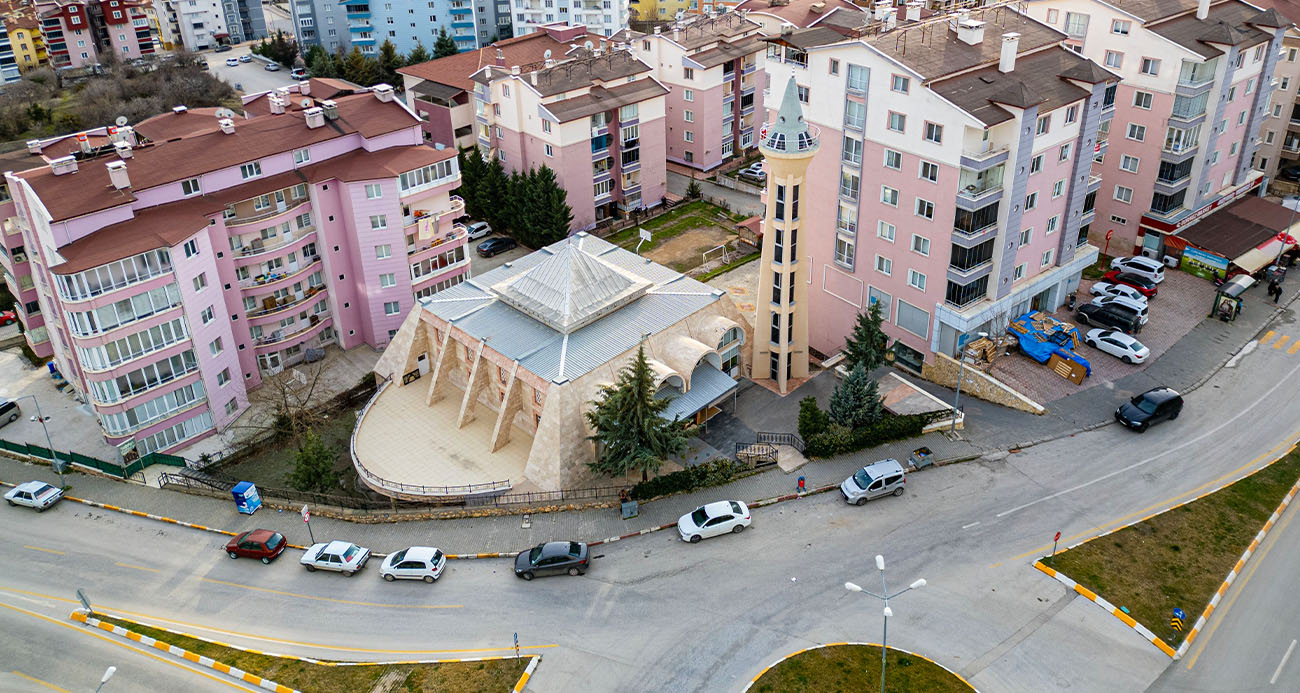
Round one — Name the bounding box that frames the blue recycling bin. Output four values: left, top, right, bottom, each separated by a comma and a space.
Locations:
231, 481, 262, 515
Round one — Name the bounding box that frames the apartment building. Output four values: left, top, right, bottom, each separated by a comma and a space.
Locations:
223, 0, 266, 43
3, 4, 50, 71
761, 7, 1114, 368
290, 0, 482, 56
37, 0, 157, 68
618, 11, 766, 171
0, 24, 20, 81
1247, 0, 1300, 186
3, 83, 468, 457
1024, 0, 1285, 257
0, 151, 53, 358
733, 0, 866, 35
511, 0, 630, 38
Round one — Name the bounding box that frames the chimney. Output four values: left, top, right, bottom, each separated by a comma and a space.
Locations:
808, 1, 825, 13
653, 25, 661, 34
269, 96, 285, 114
26, 139, 42, 155
545, 58, 555, 67
956, 18, 985, 45
372, 83, 395, 102
106, 160, 130, 189
304, 106, 325, 128
219, 118, 235, 134
49, 155, 78, 176
1196, 0, 1209, 19
885, 8, 897, 29
495, 48, 505, 67
172, 105, 187, 115
299, 80, 311, 96
673, 26, 680, 41
531, 70, 538, 85
77, 133, 92, 154
906, 1, 921, 22
999, 32, 1020, 73
511, 64, 521, 75
113, 140, 132, 159
321, 100, 339, 120
873, 0, 890, 21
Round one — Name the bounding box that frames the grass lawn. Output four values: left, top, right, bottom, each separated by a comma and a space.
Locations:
750, 644, 971, 693
1081, 254, 1114, 280
214, 411, 360, 495
96, 614, 529, 692
1047, 451, 1300, 648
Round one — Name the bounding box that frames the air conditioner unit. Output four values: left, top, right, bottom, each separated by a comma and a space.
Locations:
1163, 255, 1179, 268
1140, 248, 1157, 259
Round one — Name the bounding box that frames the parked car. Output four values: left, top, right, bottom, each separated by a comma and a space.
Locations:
1089, 282, 1147, 304
1090, 294, 1149, 325
264, 63, 281, 71
0, 399, 19, 427
514, 541, 588, 580
224, 529, 287, 564
1278, 165, 1300, 182
214, 44, 233, 53
1115, 387, 1183, 431
840, 458, 906, 506
1076, 303, 1142, 334
677, 500, 751, 543
476, 237, 517, 257
466, 221, 492, 240
290, 68, 308, 80
380, 546, 446, 582
1110, 256, 1166, 284
740, 162, 765, 178
1084, 328, 1150, 364
300, 540, 371, 575
225, 57, 239, 67
4, 480, 63, 511
1102, 270, 1158, 298
0, 310, 16, 326
238, 54, 252, 63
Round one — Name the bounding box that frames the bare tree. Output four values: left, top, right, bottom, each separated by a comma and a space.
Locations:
219, 362, 335, 449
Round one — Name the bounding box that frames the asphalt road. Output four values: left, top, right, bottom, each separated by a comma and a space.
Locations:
3, 311, 1300, 691
202, 44, 296, 97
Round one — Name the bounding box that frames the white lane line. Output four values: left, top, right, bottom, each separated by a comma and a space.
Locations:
1270, 639, 1296, 685
962, 521, 981, 530
996, 356, 1300, 519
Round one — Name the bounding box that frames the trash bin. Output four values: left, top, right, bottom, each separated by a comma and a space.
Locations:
908, 447, 933, 470
231, 481, 262, 515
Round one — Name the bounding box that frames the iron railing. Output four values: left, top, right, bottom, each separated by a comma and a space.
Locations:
756, 431, 806, 454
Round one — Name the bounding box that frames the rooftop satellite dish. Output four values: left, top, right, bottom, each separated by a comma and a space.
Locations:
114, 116, 128, 127
299, 98, 312, 109
544, 49, 552, 59
584, 40, 594, 49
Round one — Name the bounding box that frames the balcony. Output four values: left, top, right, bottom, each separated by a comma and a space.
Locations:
232, 228, 316, 263
957, 165, 1004, 207
247, 285, 326, 319
408, 223, 468, 256
760, 122, 819, 154
238, 257, 321, 291
226, 197, 309, 227
402, 196, 464, 227
254, 314, 333, 352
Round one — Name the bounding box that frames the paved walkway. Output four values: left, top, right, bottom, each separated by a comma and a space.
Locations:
666, 171, 765, 218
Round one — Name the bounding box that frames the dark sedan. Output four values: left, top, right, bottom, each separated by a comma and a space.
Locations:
514, 541, 588, 580
225, 529, 287, 564
476, 236, 518, 258
1076, 303, 1141, 334
1115, 387, 1183, 432
1102, 269, 1158, 297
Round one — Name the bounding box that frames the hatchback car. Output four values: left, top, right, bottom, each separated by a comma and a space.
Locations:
5, 481, 63, 511
476, 236, 517, 257
1115, 387, 1183, 431
301, 540, 371, 575
264, 62, 281, 71
291, 68, 308, 80
677, 500, 751, 543
1090, 294, 1149, 325
0, 398, 19, 427
380, 546, 446, 583
1084, 328, 1150, 364
1077, 303, 1141, 334
0, 310, 16, 325
840, 458, 906, 505
514, 541, 588, 580
224, 529, 287, 564
1089, 281, 1148, 304
467, 221, 492, 239
1102, 269, 1158, 297
1110, 256, 1166, 283
225, 57, 239, 67
238, 54, 252, 63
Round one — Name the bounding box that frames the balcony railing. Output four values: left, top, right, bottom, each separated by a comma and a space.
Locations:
247, 285, 326, 318
254, 314, 332, 351
238, 257, 320, 290
234, 228, 315, 260
409, 224, 468, 256
961, 143, 1009, 161
226, 197, 309, 227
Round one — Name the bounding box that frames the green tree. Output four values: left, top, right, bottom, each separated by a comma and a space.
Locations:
685, 177, 701, 199
843, 301, 891, 373
263, 30, 299, 67
797, 396, 829, 441
828, 363, 883, 429
586, 344, 690, 481
457, 147, 487, 219
433, 27, 459, 58
288, 429, 340, 493
310, 50, 339, 78
526, 165, 573, 248
479, 157, 511, 234
304, 43, 327, 72
341, 46, 380, 86
405, 40, 431, 66
378, 39, 402, 85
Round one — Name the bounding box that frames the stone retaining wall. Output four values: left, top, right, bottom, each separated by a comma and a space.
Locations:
922, 352, 1046, 415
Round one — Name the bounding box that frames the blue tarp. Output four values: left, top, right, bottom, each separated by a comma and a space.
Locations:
1008, 311, 1091, 376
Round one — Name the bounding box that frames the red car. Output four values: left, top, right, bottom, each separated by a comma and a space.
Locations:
1102, 269, 1158, 298
0, 310, 15, 326
224, 529, 287, 564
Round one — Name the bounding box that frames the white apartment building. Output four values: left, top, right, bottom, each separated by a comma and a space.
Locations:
512, 0, 629, 38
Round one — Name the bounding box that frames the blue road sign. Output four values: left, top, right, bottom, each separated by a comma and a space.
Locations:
1173, 608, 1186, 620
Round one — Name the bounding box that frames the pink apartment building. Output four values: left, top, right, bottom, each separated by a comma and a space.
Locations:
617, 11, 767, 171
760, 8, 1116, 368
0, 150, 53, 357
1024, 0, 1285, 258
2, 84, 469, 457
38, 0, 157, 68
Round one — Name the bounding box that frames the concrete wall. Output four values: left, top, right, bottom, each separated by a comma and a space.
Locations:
921, 352, 1045, 415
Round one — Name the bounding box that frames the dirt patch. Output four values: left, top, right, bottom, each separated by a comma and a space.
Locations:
644, 226, 737, 272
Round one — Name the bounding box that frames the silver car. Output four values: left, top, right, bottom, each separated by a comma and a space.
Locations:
4, 480, 63, 511
301, 540, 371, 576
1110, 256, 1166, 284
840, 459, 906, 505
1089, 281, 1148, 304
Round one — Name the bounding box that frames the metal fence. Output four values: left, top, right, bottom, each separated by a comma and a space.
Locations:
756, 431, 806, 454
0, 437, 138, 478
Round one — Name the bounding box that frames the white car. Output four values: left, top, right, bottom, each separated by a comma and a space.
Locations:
301, 540, 371, 576
224, 57, 239, 67
4, 480, 63, 511
678, 500, 751, 543
1084, 328, 1150, 364
466, 221, 492, 239
1110, 256, 1165, 284
379, 546, 446, 583
1090, 294, 1149, 325
1089, 281, 1148, 304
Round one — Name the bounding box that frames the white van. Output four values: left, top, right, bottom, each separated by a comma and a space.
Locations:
840, 458, 907, 505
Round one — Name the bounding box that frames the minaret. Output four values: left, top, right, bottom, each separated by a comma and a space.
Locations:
752, 76, 820, 395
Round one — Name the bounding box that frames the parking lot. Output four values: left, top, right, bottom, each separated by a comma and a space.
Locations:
203, 44, 296, 96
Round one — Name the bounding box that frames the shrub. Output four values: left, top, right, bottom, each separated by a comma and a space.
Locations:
629, 458, 742, 500
804, 412, 940, 458
797, 396, 829, 440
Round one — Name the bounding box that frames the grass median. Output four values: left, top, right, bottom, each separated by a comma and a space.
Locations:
94, 614, 528, 692
1045, 450, 1300, 648
750, 644, 972, 693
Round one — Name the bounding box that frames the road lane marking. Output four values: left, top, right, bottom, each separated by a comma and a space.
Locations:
1260, 331, 1277, 346
199, 577, 462, 609
0, 601, 256, 692
962, 522, 980, 529
22, 545, 64, 555
1289, 340, 1300, 355
115, 562, 160, 573
1276, 336, 1293, 350
8, 671, 68, 692
1271, 640, 1297, 684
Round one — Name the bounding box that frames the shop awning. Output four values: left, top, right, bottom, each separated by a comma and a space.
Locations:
1234, 233, 1297, 274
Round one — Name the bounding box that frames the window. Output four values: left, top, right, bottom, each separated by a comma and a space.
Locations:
907, 269, 926, 291
829, 58, 840, 75
1267, 130, 1277, 144
1053, 180, 1065, 198
545, 144, 554, 157
1120, 155, 1140, 172
875, 255, 892, 275
594, 179, 612, 198
1104, 51, 1123, 69
1230, 142, 1239, 156
1254, 44, 1265, 62
224, 398, 238, 416
1036, 115, 1050, 135
240, 162, 262, 179
375, 244, 392, 259
209, 337, 223, 356
844, 100, 865, 129
683, 67, 694, 80
217, 368, 230, 386
915, 198, 934, 220
1066, 105, 1079, 123
1046, 216, 1059, 234
294, 148, 311, 164
1025, 192, 1038, 210
1133, 91, 1153, 109
911, 234, 930, 256
1013, 263, 1026, 281
542, 120, 552, 133
1126, 124, 1147, 141
684, 110, 694, 123
1111, 19, 1130, 35
684, 131, 694, 143
842, 136, 863, 164
380, 273, 396, 288
1238, 111, 1247, 126
878, 221, 896, 241
1041, 248, 1055, 267
919, 161, 939, 182
683, 89, 694, 102
924, 122, 943, 144
200, 306, 214, 325
847, 64, 868, 91
1140, 58, 1160, 76
797, 86, 809, 103
1111, 214, 1129, 225
1059, 143, 1071, 162
884, 149, 901, 170
181, 178, 201, 196
888, 112, 905, 132
895, 300, 929, 338
619, 104, 638, 120
192, 273, 207, 292
881, 186, 899, 206
183, 239, 199, 258
1276, 104, 1285, 118
1114, 185, 1134, 203
370, 215, 387, 230
384, 301, 400, 315
1020, 228, 1032, 245
834, 236, 855, 269
365, 183, 383, 199
1030, 154, 1044, 174
839, 170, 860, 200
891, 75, 909, 93
1047, 8, 1059, 23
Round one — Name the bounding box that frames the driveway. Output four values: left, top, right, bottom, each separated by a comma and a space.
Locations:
468, 234, 529, 276
0, 348, 119, 462
204, 45, 296, 96
667, 171, 765, 218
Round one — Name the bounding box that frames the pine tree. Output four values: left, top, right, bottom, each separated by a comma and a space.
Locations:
378, 39, 402, 85
586, 344, 690, 480
310, 51, 339, 78
288, 429, 340, 493
530, 165, 573, 247
797, 396, 829, 440
433, 27, 459, 58
828, 363, 882, 429
304, 43, 327, 72
843, 301, 891, 373
479, 158, 510, 234
405, 41, 431, 66
457, 148, 486, 219
342, 47, 381, 86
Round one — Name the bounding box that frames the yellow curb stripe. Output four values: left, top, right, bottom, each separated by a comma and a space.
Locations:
22, 545, 65, 555
1289, 339, 1300, 354
1115, 610, 1137, 628
183, 650, 201, 662
9, 670, 69, 692
1074, 585, 1098, 601
1154, 639, 1177, 657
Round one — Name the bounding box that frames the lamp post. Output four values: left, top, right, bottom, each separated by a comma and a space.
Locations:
845, 555, 926, 693
95, 666, 116, 693
951, 331, 988, 432
12, 394, 62, 488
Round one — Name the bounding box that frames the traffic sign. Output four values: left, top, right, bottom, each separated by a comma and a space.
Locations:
301, 505, 310, 522
1105, 229, 1114, 241
1054, 531, 1061, 542
1171, 607, 1186, 631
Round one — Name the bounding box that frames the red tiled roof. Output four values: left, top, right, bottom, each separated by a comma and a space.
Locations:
397, 30, 597, 93
300, 145, 457, 182
734, 0, 862, 29
133, 107, 224, 142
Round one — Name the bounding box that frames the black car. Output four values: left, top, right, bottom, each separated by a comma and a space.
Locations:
1077, 303, 1142, 334
1115, 387, 1183, 432
214, 45, 233, 53
477, 237, 517, 258
514, 541, 588, 580
1277, 165, 1300, 182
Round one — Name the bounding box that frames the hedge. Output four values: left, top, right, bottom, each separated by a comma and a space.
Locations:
629, 458, 743, 501
804, 412, 942, 458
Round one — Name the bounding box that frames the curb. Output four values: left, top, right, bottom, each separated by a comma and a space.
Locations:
1033, 561, 1176, 657
1174, 472, 1300, 659
513, 654, 541, 692
71, 610, 297, 692
741, 641, 977, 692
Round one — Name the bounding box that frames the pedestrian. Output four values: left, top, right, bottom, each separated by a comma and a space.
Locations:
1270, 280, 1281, 303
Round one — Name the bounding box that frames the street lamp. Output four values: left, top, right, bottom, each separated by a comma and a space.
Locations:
95, 666, 116, 693
11, 394, 62, 488
951, 331, 988, 432
845, 554, 926, 693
